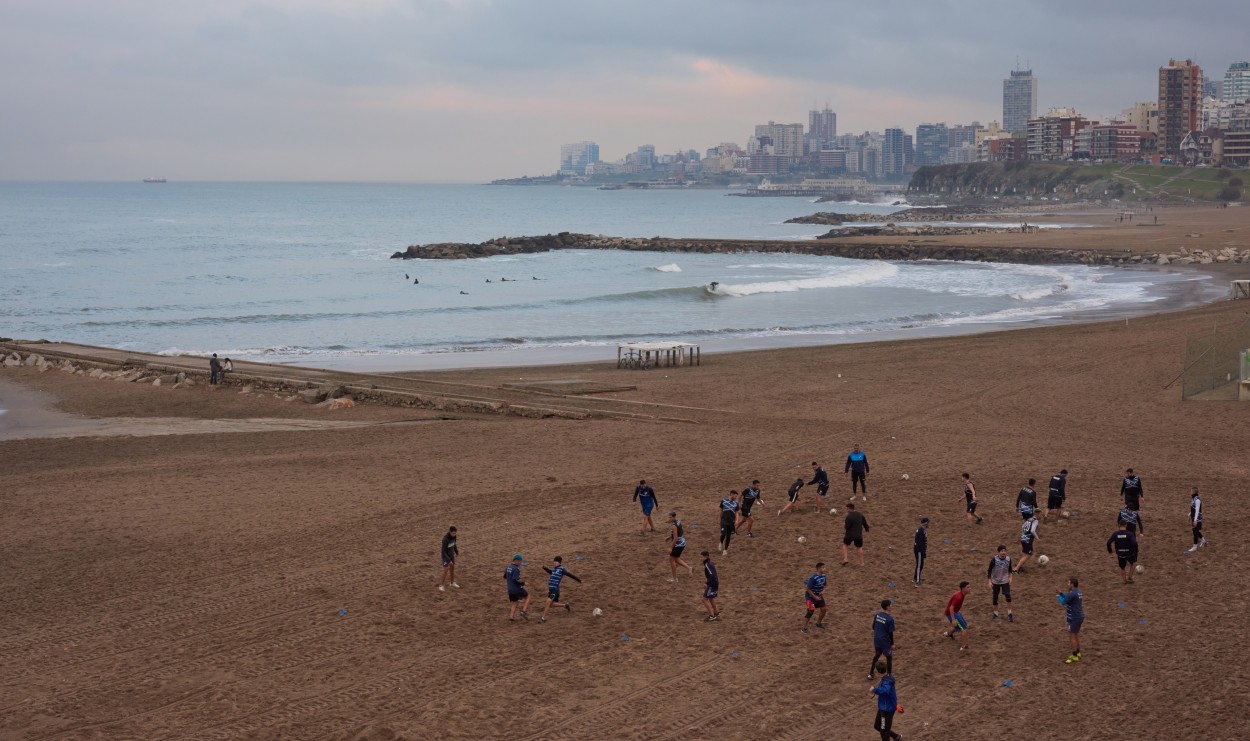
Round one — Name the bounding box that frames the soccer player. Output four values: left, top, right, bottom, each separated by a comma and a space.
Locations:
538, 555, 581, 624
845, 445, 870, 500
1015, 479, 1039, 519
1016, 513, 1039, 572
633, 479, 658, 535
666, 511, 693, 580
701, 550, 720, 621
1118, 506, 1144, 536
870, 599, 896, 679
961, 472, 983, 525
942, 581, 971, 650
1121, 468, 1144, 512
779, 478, 805, 516
870, 663, 902, 741
802, 562, 828, 634
738, 480, 763, 537
1187, 486, 1207, 553
987, 545, 1014, 621
842, 501, 870, 566
912, 517, 929, 587
1106, 522, 1138, 583
1046, 469, 1068, 521
809, 461, 830, 506
504, 554, 531, 622
437, 526, 459, 592
1058, 577, 1084, 663
719, 491, 739, 555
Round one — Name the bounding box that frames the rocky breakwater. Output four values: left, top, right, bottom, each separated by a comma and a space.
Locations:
789, 206, 1003, 225
814, 225, 1019, 239
390, 232, 1250, 269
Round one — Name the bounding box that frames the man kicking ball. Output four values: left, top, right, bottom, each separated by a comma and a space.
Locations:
538, 555, 581, 624
802, 562, 828, 634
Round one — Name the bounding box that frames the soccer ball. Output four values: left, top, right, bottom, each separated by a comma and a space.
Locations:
798, 536, 807, 544
1062, 510, 1072, 518
1037, 555, 1050, 566
901, 474, 910, 481
1135, 564, 1145, 574
829, 508, 837, 515
592, 608, 603, 617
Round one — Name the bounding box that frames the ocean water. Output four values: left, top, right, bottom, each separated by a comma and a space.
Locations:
0, 182, 1215, 370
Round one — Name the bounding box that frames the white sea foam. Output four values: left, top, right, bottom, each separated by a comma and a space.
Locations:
650, 263, 682, 272
713, 262, 899, 297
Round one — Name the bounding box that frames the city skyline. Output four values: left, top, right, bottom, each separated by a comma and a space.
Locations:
3, 0, 1249, 182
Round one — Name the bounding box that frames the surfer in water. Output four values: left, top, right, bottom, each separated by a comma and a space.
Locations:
709, 281, 719, 292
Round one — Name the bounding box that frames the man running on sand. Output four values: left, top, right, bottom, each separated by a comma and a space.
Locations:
701, 550, 720, 621
802, 562, 828, 634
538, 555, 582, 624
738, 480, 763, 537
943, 581, 972, 650
870, 599, 896, 679
437, 526, 459, 592
913, 517, 929, 587
633, 479, 658, 535
845, 445, 870, 501
719, 491, 739, 555
842, 502, 870, 566
961, 473, 983, 525
780, 478, 805, 516
1187, 486, 1207, 553
666, 511, 694, 580
809, 461, 830, 505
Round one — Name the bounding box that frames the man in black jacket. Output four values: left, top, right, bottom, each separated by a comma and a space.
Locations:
913, 517, 929, 587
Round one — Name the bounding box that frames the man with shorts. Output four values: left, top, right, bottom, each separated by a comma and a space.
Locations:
842, 501, 870, 566
987, 545, 1014, 621
961, 472, 983, 525
1121, 468, 1144, 512
802, 562, 828, 634
1017, 513, 1039, 572
719, 491, 739, 555
666, 511, 693, 580
1046, 469, 1068, 521
738, 480, 763, 537
870, 599, 895, 679
633, 479, 658, 535
1015, 479, 1039, 519
809, 461, 830, 506
1187, 486, 1207, 553
779, 478, 805, 516
870, 663, 902, 741
437, 526, 459, 592
701, 550, 720, 621
845, 445, 870, 501
913, 517, 929, 587
942, 580, 971, 650
1106, 522, 1138, 583
1058, 577, 1084, 663
539, 555, 581, 624
504, 554, 531, 622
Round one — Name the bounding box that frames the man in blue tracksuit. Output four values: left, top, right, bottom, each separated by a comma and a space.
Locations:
504, 554, 531, 622
845, 445, 870, 500
633, 479, 658, 535
870, 599, 895, 679
870, 666, 902, 741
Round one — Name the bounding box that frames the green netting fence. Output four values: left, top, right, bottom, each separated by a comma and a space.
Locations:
1179, 314, 1250, 399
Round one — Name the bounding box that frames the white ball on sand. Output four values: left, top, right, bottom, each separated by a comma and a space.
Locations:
798, 536, 807, 544
592, 607, 603, 617
1135, 564, 1145, 574
901, 474, 910, 481
1038, 555, 1050, 566
1062, 510, 1072, 518
829, 508, 838, 515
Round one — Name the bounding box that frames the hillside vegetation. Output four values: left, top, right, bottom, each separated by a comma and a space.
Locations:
910, 162, 1244, 203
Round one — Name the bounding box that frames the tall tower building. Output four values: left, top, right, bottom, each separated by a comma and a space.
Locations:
559, 141, 600, 175
808, 107, 837, 148
1158, 58, 1202, 157
1225, 61, 1250, 102
882, 128, 906, 176
1003, 68, 1038, 133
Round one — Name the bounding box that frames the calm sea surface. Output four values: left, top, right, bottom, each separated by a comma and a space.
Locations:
0, 183, 1217, 370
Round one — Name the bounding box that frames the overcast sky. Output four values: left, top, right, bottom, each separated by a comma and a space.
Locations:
3, 0, 1247, 182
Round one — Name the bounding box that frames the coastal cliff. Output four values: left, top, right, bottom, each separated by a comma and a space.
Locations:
391, 232, 1250, 267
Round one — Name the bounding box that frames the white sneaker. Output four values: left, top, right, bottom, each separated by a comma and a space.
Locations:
1186, 546, 1198, 553
452, 582, 460, 589
438, 585, 445, 592
861, 496, 867, 502
1200, 538, 1208, 548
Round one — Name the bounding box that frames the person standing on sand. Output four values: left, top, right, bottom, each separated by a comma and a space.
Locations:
845, 445, 870, 500
1187, 487, 1207, 553
961, 473, 983, 525
913, 518, 929, 587
1015, 479, 1039, 518
779, 478, 805, 516
633, 479, 658, 535
209, 353, 221, 385
504, 555, 530, 622
870, 663, 903, 741
1016, 513, 1039, 572
1121, 468, 1144, 513
719, 492, 739, 555
870, 599, 896, 679
701, 550, 720, 621
738, 480, 762, 538
1058, 577, 1084, 663
1045, 469, 1068, 521
802, 562, 828, 634
987, 545, 1014, 622
1107, 523, 1138, 583
437, 526, 459, 592
538, 555, 581, 624
943, 581, 972, 651
842, 502, 869, 566
666, 511, 693, 580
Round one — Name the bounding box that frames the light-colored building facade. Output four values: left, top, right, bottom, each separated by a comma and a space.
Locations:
1120, 102, 1158, 135
559, 141, 600, 175
1026, 108, 1089, 161
754, 122, 805, 160
1003, 69, 1038, 133
1224, 62, 1250, 103
1158, 58, 1203, 158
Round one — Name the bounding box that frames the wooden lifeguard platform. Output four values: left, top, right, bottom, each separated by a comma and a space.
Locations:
617, 342, 700, 369
1231, 280, 1250, 300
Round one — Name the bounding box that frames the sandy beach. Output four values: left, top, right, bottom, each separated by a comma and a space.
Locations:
2, 206, 1250, 740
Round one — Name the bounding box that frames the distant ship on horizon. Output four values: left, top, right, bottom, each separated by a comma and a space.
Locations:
142, 177, 167, 183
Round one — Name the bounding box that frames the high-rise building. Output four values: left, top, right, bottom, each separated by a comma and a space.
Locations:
808, 107, 837, 149
1225, 62, 1250, 102
1158, 58, 1203, 157
559, 141, 600, 175
636, 144, 656, 169
883, 128, 906, 176
754, 121, 805, 160
1003, 69, 1038, 133
914, 123, 950, 166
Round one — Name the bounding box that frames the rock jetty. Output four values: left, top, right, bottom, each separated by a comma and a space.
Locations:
390, 232, 1250, 267
788, 206, 1004, 225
